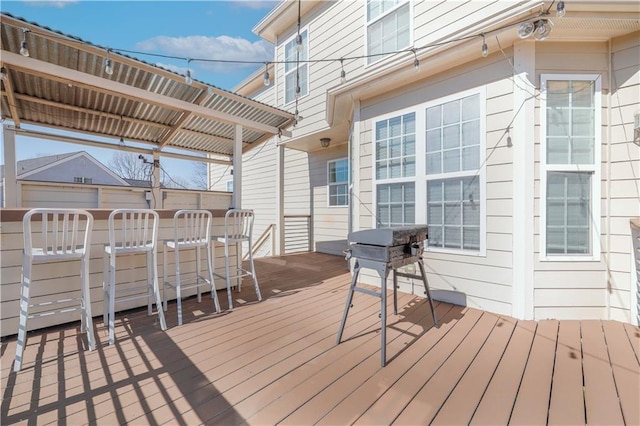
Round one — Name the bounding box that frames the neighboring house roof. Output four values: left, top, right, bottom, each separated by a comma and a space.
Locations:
16, 151, 130, 185
15, 152, 78, 176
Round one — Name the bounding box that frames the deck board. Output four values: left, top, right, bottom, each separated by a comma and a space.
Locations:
547, 320, 585, 425
431, 315, 517, 425
469, 320, 537, 425
602, 320, 640, 425
1, 252, 638, 426
582, 320, 625, 425
509, 319, 558, 425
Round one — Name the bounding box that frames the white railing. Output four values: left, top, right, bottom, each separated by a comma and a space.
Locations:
15, 180, 231, 209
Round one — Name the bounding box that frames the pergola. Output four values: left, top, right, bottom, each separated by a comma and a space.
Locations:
0, 12, 294, 208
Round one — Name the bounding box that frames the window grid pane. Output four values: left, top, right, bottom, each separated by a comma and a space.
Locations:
426, 94, 480, 175
367, 2, 410, 63
546, 172, 591, 254
376, 182, 415, 227
427, 177, 480, 250
328, 158, 349, 206
545, 80, 595, 165
284, 30, 308, 104
375, 113, 416, 179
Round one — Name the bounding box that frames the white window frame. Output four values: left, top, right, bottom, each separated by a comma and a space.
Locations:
371, 87, 486, 256
282, 27, 309, 106
424, 88, 487, 256
364, 0, 413, 67
328, 157, 349, 207
540, 73, 601, 261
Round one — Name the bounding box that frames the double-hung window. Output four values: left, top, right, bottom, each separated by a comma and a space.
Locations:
375, 112, 416, 227
541, 74, 601, 259
372, 89, 485, 255
284, 29, 308, 105
425, 92, 483, 251
366, 0, 411, 65
328, 158, 349, 206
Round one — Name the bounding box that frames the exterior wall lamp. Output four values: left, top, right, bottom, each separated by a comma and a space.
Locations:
320, 137, 331, 148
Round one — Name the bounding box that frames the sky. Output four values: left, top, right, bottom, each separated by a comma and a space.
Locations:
0, 0, 278, 188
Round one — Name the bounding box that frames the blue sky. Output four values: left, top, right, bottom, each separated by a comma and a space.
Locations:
1, 0, 278, 186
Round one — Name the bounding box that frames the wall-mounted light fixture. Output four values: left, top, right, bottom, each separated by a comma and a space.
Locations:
518, 19, 553, 41
320, 137, 331, 148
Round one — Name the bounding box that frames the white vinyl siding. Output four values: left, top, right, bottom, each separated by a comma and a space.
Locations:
328, 158, 348, 206
372, 88, 485, 253
366, 0, 411, 64
540, 74, 601, 260
284, 29, 308, 105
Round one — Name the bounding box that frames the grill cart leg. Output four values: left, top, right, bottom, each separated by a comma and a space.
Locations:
417, 259, 438, 328
392, 268, 398, 315
380, 263, 388, 366
336, 261, 361, 344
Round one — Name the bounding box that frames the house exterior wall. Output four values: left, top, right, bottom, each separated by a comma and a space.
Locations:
21, 155, 124, 185
358, 54, 517, 315
234, 1, 639, 322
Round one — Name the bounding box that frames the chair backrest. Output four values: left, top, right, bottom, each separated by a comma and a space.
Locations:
108, 209, 159, 250
23, 208, 93, 257
173, 209, 212, 245
224, 209, 254, 240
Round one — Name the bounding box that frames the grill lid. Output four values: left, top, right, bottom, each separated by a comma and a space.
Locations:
348, 225, 428, 247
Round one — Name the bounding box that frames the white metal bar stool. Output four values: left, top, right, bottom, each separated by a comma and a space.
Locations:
103, 209, 166, 345
15, 208, 95, 372
212, 209, 261, 309
162, 209, 221, 325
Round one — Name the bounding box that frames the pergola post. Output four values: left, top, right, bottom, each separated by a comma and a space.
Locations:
276, 143, 285, 256
152, 151, 161, 209
2, 125, 17, 207
232, 124, 243, 209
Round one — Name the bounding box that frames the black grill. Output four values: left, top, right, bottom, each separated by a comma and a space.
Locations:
337, 225, 438, 367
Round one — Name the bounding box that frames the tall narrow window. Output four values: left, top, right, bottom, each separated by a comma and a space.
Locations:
284, 29, 308, 105
328, 158, 349, 206
426, 93, 482, 251
366, 0, 411, 64
541, 75, 600, 258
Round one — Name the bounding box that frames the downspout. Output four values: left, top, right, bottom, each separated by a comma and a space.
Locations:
606, 39, 612, 319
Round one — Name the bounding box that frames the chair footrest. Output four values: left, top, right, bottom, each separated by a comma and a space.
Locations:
212, 268, 254, 281
28, 303, 84, 319
164, 275, 213, 290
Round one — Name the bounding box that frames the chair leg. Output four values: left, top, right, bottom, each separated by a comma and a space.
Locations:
163, 244, 168, 312
152, 249, 167, 331
235, 242, 242, 293
108, 254, 116, 345
81, 255, 96, 351
195, 246, 202, 303
206, 243, 221, 313
175, 246, 182, 326
247, 239, 261, 302
146, 252, 153, 316
103, 252, 108, 328
14, 255, 32, 372
225, 242, 233, 310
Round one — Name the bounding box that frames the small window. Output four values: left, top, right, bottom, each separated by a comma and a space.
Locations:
284, 29, 309, 105
74, 177, 92, 184
226, 179, 233, 192
367, 0, 411, 64
328, 158, 348, 206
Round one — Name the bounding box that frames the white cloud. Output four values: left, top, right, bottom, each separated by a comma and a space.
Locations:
136, 35, 273, 74
21, 0, 79, 8
153, 62, 191, 77
231, 0, 278, 10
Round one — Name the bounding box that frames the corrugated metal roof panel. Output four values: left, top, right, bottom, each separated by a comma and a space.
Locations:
0, 12, 293, 158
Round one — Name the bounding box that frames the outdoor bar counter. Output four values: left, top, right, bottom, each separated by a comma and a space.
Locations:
0, 208, 238, 337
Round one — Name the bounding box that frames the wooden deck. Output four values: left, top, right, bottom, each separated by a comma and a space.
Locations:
1, 252, 639, 425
